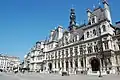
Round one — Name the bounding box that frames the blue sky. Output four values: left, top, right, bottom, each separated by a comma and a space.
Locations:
0, 0, 119, 60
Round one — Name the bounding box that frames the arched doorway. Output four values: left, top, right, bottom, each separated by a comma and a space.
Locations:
48, 63, 52, 71
90, 57, 100, 71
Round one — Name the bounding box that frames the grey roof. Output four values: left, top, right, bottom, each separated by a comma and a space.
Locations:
93, 8, 106, 22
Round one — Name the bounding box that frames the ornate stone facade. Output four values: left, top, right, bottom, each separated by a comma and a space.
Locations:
24, 0, 120, 75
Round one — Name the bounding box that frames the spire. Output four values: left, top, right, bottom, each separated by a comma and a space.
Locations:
69, 8, 76, 31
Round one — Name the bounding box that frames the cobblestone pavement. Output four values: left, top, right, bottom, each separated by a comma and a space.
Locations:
0, 72, 120, 80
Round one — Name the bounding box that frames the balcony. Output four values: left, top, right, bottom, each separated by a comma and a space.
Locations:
37, 53, 44, 57
30, 60, 36, 64
35, 60, 44, 63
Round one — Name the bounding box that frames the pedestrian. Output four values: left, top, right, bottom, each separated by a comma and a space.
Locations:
117, 67, 120, 75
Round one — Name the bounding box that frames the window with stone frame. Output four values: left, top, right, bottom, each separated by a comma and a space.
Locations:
118, 45, 120, 50
93, 29, 96, 36
92, 17, 95, 24
74, 35, 78, 41
99, 28, 101, 34
70, 48, 73, 56
58, 61, 60, 68
52, 52, 54, 59
104, 41, 109, 49
81, 59, 84, 67
62, 61, 64, 68
62, 50, 64, 58
74, 46, 78, 56
55, 60, 56, 68
65, 36, 69, 44
94, 45, 98, 52
79, 45, 83, 54
75, 58, 78, 68
66, 49, 68, 58
70, 59, 73, 68
88, 19, 91, 25
87, 46, 93, 53
55, 51, 57, 59
118, 38, 120, 41
58, 51, 60, 58
87, 32, 89, 38
102, 25, 106, 32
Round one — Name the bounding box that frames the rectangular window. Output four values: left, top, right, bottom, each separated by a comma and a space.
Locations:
118, 45, 120, 50
74, 46, 78, 55
70, 60, 73, 68
87, 46, 93, 53
70, 48, 73, 56
66, 49, 68, 57
55, 61, 56, 68
94, 45, 98, 52
79, 46, 83, 54
55, 51, 57, 59
62, 50, 64, 58
62, 61, 64, 68
58, 51, 60, 58
104, 42, 109, 49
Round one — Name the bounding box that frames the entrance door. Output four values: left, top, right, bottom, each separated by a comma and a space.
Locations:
48, 63, 52, 71
91, 58, 100, 71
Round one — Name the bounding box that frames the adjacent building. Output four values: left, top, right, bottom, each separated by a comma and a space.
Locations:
0, 54, 20, 71
24, 0, 120, 75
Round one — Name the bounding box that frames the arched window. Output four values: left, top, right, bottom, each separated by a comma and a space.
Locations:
87, 32, 89, 38
102, 25, 106, 32
93, 29, 96, 35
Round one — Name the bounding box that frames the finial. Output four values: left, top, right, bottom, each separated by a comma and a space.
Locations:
86, 8, 91, 12
55, 27, 57, 29
93, 4, 96, 9
102, 0, 109, 5
72, 4, 74, 9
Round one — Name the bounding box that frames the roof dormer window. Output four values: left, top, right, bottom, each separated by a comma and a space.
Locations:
102, 25, 106, 32
93, 29, 96, 36
87, 32, 89, 38
88, 20, 91, 25
92, 18, 95, 24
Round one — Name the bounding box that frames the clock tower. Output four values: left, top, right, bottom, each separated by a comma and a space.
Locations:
68, 8, 76, 31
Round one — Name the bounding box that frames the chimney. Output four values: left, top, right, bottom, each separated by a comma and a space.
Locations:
57, 25, 63, 40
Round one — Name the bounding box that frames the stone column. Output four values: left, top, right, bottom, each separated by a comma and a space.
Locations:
108, 40, 112, 50
68, 59, 71, 73
73, 58, 75, 74
64, 59, 66, 71
53, 61, 55, 71
56, 60, 58, 70
78, 57, 80, 70
60, 60, 62, 71
77, 45, 80, 56
111, 55, 117, 74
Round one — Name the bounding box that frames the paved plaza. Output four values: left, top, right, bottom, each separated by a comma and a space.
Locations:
0, 72, 120, 80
